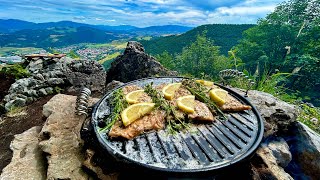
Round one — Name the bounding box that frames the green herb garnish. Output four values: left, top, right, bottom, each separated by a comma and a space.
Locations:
100, 88, 128, 132
144, 83, 190, 134
182, 79, 227, 120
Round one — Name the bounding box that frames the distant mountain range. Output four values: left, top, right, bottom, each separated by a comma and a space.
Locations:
0, 19, 193, 34
0, 19, 253, 53
0, 19, 193, 48
141, 24, 255, 55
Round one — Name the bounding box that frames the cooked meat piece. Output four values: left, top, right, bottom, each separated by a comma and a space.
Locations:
220, 95, 251, 111
137, 93, 152, 103
122, 85, 152, 103
109, 110, 166, 139
155, 83, 166, 91
122, 85, 142, 95
188, 100, 215, 121
174, 87, 192, 99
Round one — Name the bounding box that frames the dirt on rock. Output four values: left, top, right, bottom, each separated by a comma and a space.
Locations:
0, 95, 53, 173
0, 73, 15, 102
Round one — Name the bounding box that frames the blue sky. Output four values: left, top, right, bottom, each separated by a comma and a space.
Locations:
0, 0, 285, 27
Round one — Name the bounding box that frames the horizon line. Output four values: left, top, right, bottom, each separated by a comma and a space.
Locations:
1, 18, 257, 28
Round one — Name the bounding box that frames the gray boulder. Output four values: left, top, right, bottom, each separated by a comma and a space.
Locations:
253, 141, 294, 180
285, 122, 320, 179
106, 41, 177, 83
0, 126, 46, 180
4, 98, 26, 111
27, 59, 43, 73
47, 78, 64, 86
38, 88, 48, 96
64, 60, 106, 93
45, 87, 54, 94
266, 138, 292, 168
235, 89, 298, 137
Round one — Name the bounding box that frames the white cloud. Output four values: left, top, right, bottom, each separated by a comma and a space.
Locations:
0, 0, 285, 26
105, 19, 116, 22
216, 5, 276, 16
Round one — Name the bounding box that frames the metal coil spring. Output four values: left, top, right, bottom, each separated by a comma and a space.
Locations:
219, 69, 255, 96
76, 87, 91, 116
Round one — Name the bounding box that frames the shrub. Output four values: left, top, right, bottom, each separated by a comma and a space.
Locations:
0, 64, 30, 79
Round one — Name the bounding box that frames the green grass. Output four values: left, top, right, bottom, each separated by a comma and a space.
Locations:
6, 106, 26, 117
83, 41, 127, 50
98, 52, 121, 64
136, 36, 152, 41
85, 43, 112, 48
298, 104, 320, 133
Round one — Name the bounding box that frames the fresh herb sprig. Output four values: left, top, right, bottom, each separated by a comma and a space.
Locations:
100, 88, 128, 132
182, 79, 227, 120
144, 83, 189, 134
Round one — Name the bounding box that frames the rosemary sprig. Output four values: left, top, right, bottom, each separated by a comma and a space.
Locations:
144, 83, 189, 134
100, 88, 128, 132
182, 79, 227, 120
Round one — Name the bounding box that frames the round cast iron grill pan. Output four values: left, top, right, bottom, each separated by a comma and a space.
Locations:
91, 77, 264, 174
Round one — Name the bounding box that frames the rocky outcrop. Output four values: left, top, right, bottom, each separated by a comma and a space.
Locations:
0, 126, 46, 180
251, 138, 293, 180
65, 60, 106, 93
285, 122, 320, 179
242, 89, 320, 179
39, 94, 98, 180
105, 80, 124, 92
4, 57, 105, 111
239, 89, 298, 137
106, 41, 177, 83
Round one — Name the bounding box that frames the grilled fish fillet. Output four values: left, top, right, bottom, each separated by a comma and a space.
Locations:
174, 87, 192, 99
188, 100, 215, 121
108, 110, 166, 139
123, 85, 152, 103
123, 85, 142, 95
205, 85, 252, 112
220, 94, 251, 111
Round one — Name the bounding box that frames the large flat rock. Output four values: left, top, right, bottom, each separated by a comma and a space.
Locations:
39, 94, 98, 180
0, 126, 46, 180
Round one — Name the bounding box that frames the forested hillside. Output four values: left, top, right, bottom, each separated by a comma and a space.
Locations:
152, 0, 319, 106
0, 26, 122, 48
233, 0, 320, 105
141, 24, 254, 55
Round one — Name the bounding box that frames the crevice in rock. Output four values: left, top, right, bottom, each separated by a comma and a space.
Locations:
283, 122, 319, 179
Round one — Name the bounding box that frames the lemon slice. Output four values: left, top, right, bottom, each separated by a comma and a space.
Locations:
209, 89, 228, 106
196, 79, 214, 86
177, 95, 195, 114
121, 102, 155, 126
125, 90, 151, 104
162, 83, 182, 100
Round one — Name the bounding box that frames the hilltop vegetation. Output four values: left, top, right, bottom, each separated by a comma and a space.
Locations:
153, 0, 319, 108
141, 24, 254, 55
0, 26, 123, 48
233, 0, 320, 105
